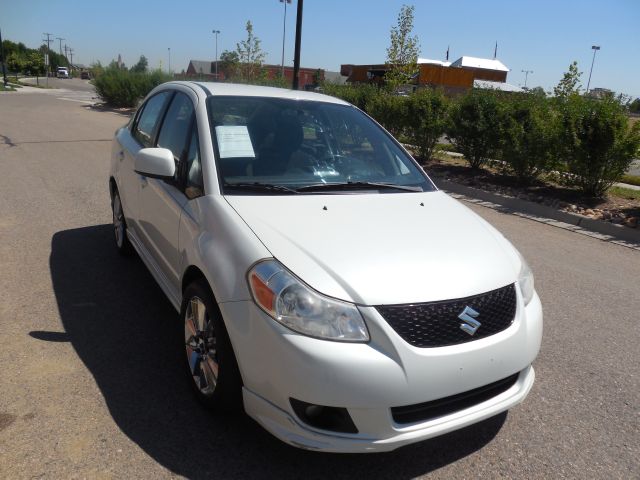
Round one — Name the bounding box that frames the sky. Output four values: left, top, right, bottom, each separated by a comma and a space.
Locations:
2, 0, 639, 98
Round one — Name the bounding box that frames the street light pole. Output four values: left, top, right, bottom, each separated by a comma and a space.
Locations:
292, 0, 303, 90
521, 69, 533, 89
168, 47, 171, 74
212, 30, 220, 79
585, 45, 600, 95
280, 0, 291, 78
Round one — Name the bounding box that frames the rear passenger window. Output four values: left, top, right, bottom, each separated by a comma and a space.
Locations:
134, 91, 172, 147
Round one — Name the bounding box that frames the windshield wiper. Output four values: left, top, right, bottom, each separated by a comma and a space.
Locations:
223, 182, 299, 194
296, 181, 423, 193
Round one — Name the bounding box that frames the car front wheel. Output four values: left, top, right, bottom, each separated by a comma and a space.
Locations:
181, 280, 243, 411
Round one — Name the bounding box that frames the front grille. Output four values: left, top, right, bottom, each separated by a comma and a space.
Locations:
391, 373, 519, 425
375, 284, 516, 348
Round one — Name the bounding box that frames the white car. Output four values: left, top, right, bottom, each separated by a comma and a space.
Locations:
110, 81, 542, 453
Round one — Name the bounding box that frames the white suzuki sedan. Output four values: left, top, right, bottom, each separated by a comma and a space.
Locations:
110, 81, 542, 453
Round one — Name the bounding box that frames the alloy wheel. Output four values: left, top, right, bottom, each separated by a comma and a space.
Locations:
184, 297, 219, 396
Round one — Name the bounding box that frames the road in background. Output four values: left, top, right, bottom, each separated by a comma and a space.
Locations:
0, 90, 638, 479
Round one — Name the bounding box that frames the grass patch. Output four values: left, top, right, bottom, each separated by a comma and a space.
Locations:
620, 174, 640, 187
0, 83, 16, 92
609, 186, 640, 200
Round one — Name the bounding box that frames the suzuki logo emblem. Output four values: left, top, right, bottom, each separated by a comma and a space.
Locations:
458, 306, 481, 336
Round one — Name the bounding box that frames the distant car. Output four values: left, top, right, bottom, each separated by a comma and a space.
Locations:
57, 67, 69, 79
80, 71, 91, 80
109, 81, 543, 453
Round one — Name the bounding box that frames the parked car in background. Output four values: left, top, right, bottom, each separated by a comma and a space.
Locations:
56, 67, 69, 78
80, 71, 91, 80
109, 81, 543, 452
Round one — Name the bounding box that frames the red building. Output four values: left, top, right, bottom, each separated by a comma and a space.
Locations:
186, 60, 323, 88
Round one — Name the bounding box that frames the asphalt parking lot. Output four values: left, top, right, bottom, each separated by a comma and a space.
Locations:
0, 89, 638, 479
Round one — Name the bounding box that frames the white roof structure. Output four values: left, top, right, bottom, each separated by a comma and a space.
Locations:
451, 56, 509, 72
417, 58, 451, 67
473, 80, 522, 92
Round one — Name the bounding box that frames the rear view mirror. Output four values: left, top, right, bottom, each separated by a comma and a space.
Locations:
134, 148, 175, 179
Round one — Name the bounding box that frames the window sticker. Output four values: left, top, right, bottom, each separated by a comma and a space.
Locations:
215, 125, 255, 158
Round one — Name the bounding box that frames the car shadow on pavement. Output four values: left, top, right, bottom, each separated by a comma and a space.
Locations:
50, 224, 506, 479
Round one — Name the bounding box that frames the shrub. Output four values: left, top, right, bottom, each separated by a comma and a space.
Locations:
446, 89, 504, 169
367, 93, 410, 137
405, 88, 448, 162
559, 94, 640, 197
500, 94, 557, 184
93, 67, 171, 108
321, 83, 380, 113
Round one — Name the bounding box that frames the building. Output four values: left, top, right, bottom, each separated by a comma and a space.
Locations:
185, 60, 323, 88
340, 56, 520, 94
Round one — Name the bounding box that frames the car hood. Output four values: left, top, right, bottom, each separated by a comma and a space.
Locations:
225, 191, 520, 305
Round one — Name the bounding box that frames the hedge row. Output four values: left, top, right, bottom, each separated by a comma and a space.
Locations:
92, 68, 172, 108
322, 84, 640, 197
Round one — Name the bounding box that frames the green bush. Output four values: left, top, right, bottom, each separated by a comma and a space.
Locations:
499, 94, 557, 183
559, 94, 640, 197
321, 83, 380, 113
367, 93, 410, 137
93, 67, 171, 108
405, 88, 448, 161
446, 89, 504, 169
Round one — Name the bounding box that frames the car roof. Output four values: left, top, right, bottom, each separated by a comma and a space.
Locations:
165, 81, 351, 106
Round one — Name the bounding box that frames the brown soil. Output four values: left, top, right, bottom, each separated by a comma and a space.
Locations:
422, 156, 640, 229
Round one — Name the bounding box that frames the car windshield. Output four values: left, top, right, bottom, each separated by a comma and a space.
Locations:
207, 96, 435, 194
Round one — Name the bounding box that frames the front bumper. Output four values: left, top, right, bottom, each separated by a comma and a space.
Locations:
219, 291, 543, 453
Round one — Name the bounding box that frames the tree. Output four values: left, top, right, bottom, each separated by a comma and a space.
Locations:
500, 94, 557, 183
560, 95, 640, 196
554, 61, 582, 98
406, 88, 449, 161
236, 20, 265, 82
24, 51, 45, 76
218, 50, 239, 79
385, 4, 420, 91
446, 89, 504, 169
630, 98, 640, 114
130, 55, 148, 73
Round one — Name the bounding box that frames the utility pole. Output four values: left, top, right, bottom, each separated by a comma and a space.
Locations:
43, 32, 53, 86
56, 37, 65, 56
212, 30, 220, 79
168, 47, 171, 74
585, 45, 600, 95
279, 0, 291, 78
0, 28, 7, 87
292, 0, 303, 90
69, 48, 74, 72
521, 69, 533, 89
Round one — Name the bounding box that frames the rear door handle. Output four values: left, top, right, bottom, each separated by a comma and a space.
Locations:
140, 176, 148, 188
117, 151, 124, 161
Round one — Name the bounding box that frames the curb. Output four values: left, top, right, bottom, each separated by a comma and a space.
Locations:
433, 177, 640, 251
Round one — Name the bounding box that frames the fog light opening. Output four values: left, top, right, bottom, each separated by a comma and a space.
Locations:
290, 398, 358, 434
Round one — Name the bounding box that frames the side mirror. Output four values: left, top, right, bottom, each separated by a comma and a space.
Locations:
134, 148, 175, 179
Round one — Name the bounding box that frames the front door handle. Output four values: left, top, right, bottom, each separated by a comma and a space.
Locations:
140, 176, 148, 188
117, 151, 124, 161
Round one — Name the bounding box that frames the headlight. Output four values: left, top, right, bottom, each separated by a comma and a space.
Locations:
517, 253, 535, 306
248, 260, 369, 342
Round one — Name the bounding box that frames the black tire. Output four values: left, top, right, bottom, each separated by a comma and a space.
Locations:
181, 280, 243, 412
111, 188, 133, 256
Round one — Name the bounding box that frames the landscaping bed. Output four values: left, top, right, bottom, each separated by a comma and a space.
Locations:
423, 154, 640, 230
